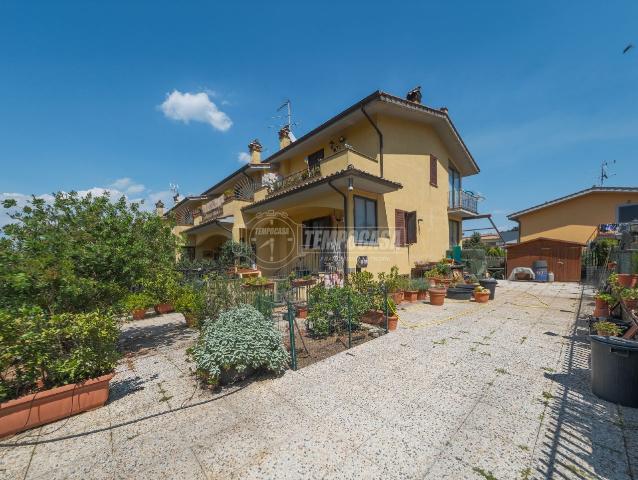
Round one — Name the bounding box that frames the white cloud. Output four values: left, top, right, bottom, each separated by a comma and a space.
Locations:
159, 90, 232, 132
110, 177, 145, 195
237, 152, 251, 164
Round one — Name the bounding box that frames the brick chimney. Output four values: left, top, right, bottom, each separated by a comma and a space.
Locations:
278, 125, 292, 150
248, 139, 263, 165
406, 86, 422, 104
155, 200, 165, 216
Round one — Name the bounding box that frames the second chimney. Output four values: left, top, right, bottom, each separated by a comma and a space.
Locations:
248, 139, 263, 164
155, 200, 165, 217
406, 86, 422, 104
278, 125, 292, 150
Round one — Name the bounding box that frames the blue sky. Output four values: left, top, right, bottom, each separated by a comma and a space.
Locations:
1, 1, 637, 229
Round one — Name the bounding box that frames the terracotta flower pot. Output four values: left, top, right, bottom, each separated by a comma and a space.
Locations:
429, 288, 446, 306
417, 290, 428, 301
403, 290, 418, 302
296, 306, 308, 319
623, 299, 638, 311
387, 315, 399, 331
0, 373, 114, 439
154, 303, 174, 315
474, 291, 490, 303
594, 297, 610, 318
390, 291, 404, 304
617, 274, 634, 288
131, 309, 146, 320
361, 310, 385, 326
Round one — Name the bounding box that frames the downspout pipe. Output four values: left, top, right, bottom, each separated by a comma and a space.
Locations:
361, 106, 383, 178
328, 179, 348, 277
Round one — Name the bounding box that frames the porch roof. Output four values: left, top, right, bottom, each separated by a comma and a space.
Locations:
242, 165, 402, 213
182, 215, 234, 235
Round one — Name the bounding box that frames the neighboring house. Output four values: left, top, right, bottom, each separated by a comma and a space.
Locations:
507, 187, 638, 245
161, 88, 482, 277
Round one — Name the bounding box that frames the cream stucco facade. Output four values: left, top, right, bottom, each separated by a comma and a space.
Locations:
166, 90, 481, 277
509, 189, 638, 244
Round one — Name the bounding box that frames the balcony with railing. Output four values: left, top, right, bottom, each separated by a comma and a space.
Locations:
449, 190, 480, 216
265, 147, 380, 197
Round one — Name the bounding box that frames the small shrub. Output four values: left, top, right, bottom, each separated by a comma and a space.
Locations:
593, 320, 622, 336
0, 307, 120, 402
307, 284, 370, 336
174, 285, 206, 327
121, 292, 154, 312
596, 292, 614, 304
190, 305, 288, 386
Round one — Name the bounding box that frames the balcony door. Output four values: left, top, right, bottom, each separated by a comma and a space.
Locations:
449, 167, 461, 208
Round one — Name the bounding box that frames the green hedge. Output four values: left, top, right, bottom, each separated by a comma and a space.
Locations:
0, 308, 120, 402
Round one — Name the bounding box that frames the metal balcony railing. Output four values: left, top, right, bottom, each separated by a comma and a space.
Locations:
267, 166, 321, 196
449, 190, 479, 214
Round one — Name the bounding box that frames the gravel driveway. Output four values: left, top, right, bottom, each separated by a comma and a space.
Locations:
2, 281, 636, 479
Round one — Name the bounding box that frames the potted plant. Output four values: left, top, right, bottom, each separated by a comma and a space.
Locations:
242, 276, 275, 290
0, 309, 119, 438
223, 188, 235, 201
292, 275, 316, 288
617, 274, 635, 288
378, 266, 403, 304
142, 271, 179, 314
400, 276, 418, 302
424, 269, 439, 287
296, 303, 308, 318
594, 292, 614, 317
428, 285, 447, 306
411, 278, 428, 300
122, 292, 154, 320
620, 288, 638, 311
380, 296, 399, 331
473, 286, 490, 303
592, 320, 622, 337
174, 285, 205, 328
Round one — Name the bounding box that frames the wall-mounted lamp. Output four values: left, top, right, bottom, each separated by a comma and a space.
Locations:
348, 177, 354, 191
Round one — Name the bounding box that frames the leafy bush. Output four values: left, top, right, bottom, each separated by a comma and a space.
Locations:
0, 307, 120, 402
0, 192, 177, 313
377, 266, 401, 292
199, 274, 274, 326
174, 285, 206, 327
190, 304, 288, 386
349, 271, 377, 295
142, 269, 182, 305
121, 292, 154, 311
596, 292, 615, 304
307, 284, 370, 336
592, 320, 622, 336
486, 247, 506, 257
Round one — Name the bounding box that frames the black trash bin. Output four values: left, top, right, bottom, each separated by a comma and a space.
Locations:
591, 335, 638, 407
479, 278, 498, 300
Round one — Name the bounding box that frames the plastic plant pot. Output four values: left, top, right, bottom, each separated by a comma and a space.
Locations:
479, 278, 498, 300
591, 336, 638, 407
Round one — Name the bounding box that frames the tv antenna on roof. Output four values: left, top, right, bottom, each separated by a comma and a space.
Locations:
169, 182, 180, 203
270, 99, 299, 140
599, 160, 616, 186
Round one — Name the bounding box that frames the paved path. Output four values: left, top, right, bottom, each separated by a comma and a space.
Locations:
2, 281, 637, 479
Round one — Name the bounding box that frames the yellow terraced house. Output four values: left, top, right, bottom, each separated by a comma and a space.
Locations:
161, 88, 481, 277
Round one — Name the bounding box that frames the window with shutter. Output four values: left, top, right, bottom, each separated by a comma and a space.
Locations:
430, 155, 438, 187
396, 210, 417, 246
354, 196, 378, 245
395, 210, 406, 246
406, 211, 417, 244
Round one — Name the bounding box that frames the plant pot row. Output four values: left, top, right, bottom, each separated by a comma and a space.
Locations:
0, 374, 114, 439
130, 303, 175, 320
391, 289, 428, 304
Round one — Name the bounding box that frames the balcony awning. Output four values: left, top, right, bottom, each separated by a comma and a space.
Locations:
242, 166, 402, 214
182, 215, 234, 235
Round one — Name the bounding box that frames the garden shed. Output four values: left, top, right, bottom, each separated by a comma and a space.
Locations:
506, 237, 585, 282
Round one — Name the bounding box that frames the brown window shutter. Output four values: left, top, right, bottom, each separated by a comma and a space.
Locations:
395, 209, 406, 246
406, 211, 417, 244
430, 155, 438, 187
